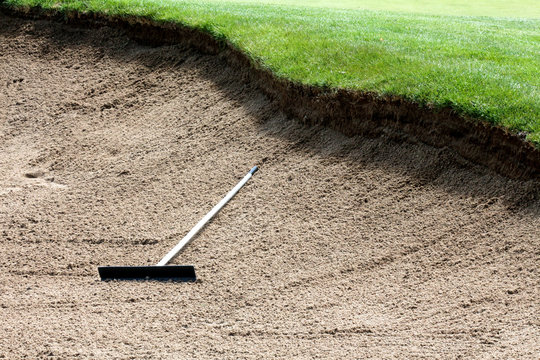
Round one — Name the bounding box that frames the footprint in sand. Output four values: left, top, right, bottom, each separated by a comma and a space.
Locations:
23, 169, 67, 190
0, 169, 67, 195
24, 170, 46, 179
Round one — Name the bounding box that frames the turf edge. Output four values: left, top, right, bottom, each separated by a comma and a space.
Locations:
1, 4, 539, 179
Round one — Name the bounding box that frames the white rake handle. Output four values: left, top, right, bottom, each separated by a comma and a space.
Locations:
157, 166, 259, 266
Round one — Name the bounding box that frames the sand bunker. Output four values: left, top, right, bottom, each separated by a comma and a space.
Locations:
1, 14, 539, 358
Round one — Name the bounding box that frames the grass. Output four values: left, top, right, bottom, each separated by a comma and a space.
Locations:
3, 0, 540, 144
216, 0, 540, 18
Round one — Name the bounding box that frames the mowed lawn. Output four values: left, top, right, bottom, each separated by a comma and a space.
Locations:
4, 0, 540, 143
220, 0, 540, 18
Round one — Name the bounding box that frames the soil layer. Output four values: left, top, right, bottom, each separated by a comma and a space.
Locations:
1, 14, 539, 359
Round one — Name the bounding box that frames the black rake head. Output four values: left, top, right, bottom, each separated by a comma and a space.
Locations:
98, 265, 196, 282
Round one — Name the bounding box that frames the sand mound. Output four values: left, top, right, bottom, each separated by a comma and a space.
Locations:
1, 15, 538, 358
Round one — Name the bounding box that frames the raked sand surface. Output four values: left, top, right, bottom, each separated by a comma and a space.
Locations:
0, 14, 539, 359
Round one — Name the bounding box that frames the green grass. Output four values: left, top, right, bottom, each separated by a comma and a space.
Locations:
4, 0, 540, 144
218, 0, 540, 19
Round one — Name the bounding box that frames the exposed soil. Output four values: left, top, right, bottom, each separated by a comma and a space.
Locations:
1, 14, 539, 359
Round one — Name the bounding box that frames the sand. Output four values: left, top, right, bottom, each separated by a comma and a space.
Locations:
0, 14, 539, 359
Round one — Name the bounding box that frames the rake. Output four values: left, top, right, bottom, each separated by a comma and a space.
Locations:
98, 166, 259, 282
